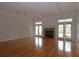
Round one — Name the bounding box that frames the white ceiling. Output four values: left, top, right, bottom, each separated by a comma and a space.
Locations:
0, 2, 78, 19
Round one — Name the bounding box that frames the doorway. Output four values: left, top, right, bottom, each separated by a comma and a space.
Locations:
58, 18, 72, 39
34, 22, 42, 37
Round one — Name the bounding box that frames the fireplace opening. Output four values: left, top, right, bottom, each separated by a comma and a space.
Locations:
45, 31, 53, 38
44, 28, 55, 38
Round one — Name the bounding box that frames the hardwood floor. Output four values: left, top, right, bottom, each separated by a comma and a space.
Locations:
0, 37, 79, 57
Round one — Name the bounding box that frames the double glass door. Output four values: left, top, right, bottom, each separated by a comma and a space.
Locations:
58, 23, 71, 39
35, 25, 42, 36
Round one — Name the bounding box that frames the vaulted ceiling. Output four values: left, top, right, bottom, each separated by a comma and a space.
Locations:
0, 2, 78, 19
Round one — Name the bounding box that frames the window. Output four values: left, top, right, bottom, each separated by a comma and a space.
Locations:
58, 18, 72, 23
35, 22, 42, 25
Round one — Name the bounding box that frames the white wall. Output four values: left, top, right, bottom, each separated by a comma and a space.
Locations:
76, 9, 79, 48
0, 11, 32, 41
76, 10, 79, 48
76, 11, 79, 40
